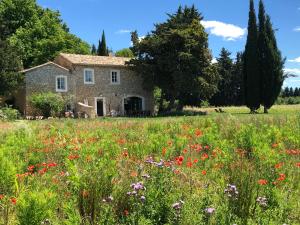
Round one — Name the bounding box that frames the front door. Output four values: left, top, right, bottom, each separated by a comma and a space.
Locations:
96, 99, 104, 116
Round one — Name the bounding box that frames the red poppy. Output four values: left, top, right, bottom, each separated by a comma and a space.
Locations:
47, 162, 57, 168
274, 162, 284, 169
201, 153, 209, 161
10, 197, 17, 205
0, 194, 4, 200
68, 154, 80, 160
277, 174, 286, 181
195, 129, 203, 137
27, 165, 35, 171
124, 209, 129, 216
162, 148, 167, 156
193, 159, 198, 163
186, 161, 193, 168
258, 179, 268, 185
201, 170, 207, 175
272, 143, 279, 148
183, 149, 188, 154
296, 162, 300, 168
178, 156, 184, 162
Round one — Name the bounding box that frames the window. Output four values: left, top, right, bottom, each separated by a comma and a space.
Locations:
111, 70, 120, 84
56, 76, 67, 92
84, 69, 94, 84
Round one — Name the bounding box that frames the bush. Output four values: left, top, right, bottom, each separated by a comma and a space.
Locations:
30, 92, 65, 117
17, 191, 56, 225
0, 106, 20, 120
276, 97, 300, 105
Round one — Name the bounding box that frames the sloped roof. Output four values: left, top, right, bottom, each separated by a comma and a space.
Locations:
59, 53, 131, 66
21, 62, 69, 73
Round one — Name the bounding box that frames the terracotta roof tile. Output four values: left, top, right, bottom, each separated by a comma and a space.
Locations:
59, 53, 131, 66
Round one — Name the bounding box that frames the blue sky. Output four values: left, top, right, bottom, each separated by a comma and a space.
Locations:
37, 0, 300, 87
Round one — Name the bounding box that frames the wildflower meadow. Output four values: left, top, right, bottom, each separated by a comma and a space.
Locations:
0, 112, 300, 224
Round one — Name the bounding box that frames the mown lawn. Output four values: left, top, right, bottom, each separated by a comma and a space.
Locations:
0, 106, 300, 225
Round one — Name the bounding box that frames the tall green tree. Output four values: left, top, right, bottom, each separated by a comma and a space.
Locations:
243, 0, 260, 113
97, 30, 109, 56
0, 0, 90, 68
129, 6, 219, 111
232, 52, 245, 105
210, 48, 234, 106
115, 48, 134, 58
0, 40, 23, 96
258, 0, 284, 113
91, 44, 97, 55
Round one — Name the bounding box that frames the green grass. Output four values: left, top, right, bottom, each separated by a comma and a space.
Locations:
0, 105, 300, 225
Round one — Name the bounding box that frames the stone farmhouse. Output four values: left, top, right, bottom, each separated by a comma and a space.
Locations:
18, 53, 154, 117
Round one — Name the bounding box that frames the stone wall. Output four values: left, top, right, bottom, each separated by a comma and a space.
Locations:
24, 62, 154, 116
72, 65, 154, 116
25, 64, 74, 115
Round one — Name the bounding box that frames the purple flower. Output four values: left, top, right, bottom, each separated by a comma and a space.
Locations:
154, 159, 164, 168
131, 182, 145, 191
145, 157, 154, 164
141, 195, 146, 202
224, 184, 239, 199
205, 207, 215, 215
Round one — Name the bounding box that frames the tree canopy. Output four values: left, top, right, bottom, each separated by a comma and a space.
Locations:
128, 5, 219, 111
0, 0, 90, 69
115, 48, 134, 58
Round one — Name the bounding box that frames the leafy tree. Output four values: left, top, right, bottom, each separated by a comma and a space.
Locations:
243, 0, 260, 113
91, 44, 97, 55
210, 48, 234, 106
0, 0, 38, 39
115, 48, 134, 58
129, 5, 219, 111
294, 87, 300, 97
289, 87, 294, 97
0, 0, 90, 68
258, 0, 284, 113
232, 52, 245, 105
0, 40, 23, 96
282, 87, 290, 97
97, 30, 109, 56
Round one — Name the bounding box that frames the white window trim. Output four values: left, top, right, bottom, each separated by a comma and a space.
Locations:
94, 97, 106, 116
110, 70, 120, 85
84, 68, 95, 84
56, 75, 67, 92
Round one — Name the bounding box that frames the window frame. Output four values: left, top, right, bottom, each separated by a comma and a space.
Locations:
84, 68, 95, 84
56, 75, 68, 92
110, 70, 120, 85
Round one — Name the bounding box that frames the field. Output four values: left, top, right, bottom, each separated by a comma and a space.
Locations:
0, 106, 300, 225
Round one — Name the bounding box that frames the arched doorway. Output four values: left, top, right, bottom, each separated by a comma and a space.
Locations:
124, 96, 144, 116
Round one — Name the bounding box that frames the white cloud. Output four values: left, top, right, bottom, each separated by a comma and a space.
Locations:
211, 58, 217, 64
284, 68, 300, 76
116, 29, 132, 34
293, 27, 300, 32
200, 20, 246, 41
288, 57, 300, 63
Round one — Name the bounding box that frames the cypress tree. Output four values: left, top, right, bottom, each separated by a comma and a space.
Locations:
97, 30, 109, 56
91, 44, 97, 55
243, 0, 260, 113
261, 12, 284, 113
